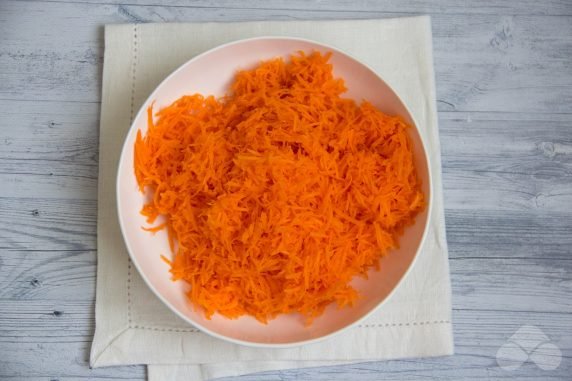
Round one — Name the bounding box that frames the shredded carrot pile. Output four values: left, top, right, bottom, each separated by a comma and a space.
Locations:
134, 51, 424, 323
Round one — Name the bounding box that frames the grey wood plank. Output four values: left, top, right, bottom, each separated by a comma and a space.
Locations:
0, 172, 97, 199
0, 99, 99, 199
0, 300, 146, 379
450, 256, 572, 314
0, 300, 95, 341
0, 100, 100, 163
0, 299, 143, 379
3, 96, 571, 213
2, 195, 572, 257
445, 210, 572, 260
1, 304, 569, 379
1, 215, 571, 313
440, 112, 572, 177
24, 0, 572, 16
0, 250, 96, 301
2, 1, 572, 114
439, 112, 572, 213
0, 198, 96, 251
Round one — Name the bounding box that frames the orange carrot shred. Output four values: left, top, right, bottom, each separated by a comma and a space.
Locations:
134, 51, 425, 323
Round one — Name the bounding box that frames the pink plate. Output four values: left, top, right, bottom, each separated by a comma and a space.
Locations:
117, 37, 432, 347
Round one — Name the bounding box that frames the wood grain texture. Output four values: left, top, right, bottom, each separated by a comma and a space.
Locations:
3, 2, 572, 113
2, 246, 571, 315
22, 0, 572, 16
1, 303, 570, 379
0, 0, 571, 380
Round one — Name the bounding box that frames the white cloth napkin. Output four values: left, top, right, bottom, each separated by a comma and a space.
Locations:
91, 16, 453, 381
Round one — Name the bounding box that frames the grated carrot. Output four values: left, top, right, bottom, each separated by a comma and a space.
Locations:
134, 51, 425, 323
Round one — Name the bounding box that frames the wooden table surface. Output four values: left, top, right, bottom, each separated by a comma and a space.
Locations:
1, 1, 571, 380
